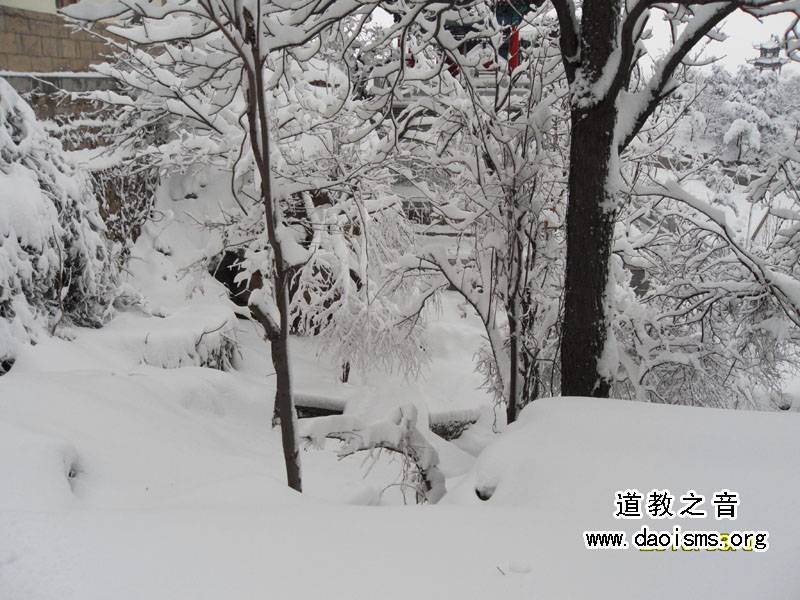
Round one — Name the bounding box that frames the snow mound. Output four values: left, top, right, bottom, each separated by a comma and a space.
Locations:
447, 396, 800, 523
0, 363, 287, 510
139, 306, 238, 370
92, 305, 239, 370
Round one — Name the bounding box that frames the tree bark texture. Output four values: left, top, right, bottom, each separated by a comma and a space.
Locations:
559, 0, 621, 398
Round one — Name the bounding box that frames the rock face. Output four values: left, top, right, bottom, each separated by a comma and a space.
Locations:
0, 77, 116, 373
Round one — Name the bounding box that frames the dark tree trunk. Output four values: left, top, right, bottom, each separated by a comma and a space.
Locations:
238, 19, 302, 493
507, 308, 519, 424
271, 269, 302, 492
560, 104, 616, 397
506, 198, 526, 424
559, 0, 621, 398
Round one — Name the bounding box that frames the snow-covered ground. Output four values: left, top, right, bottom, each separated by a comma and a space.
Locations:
3, 174, 800, 599
3, 382, 799, 599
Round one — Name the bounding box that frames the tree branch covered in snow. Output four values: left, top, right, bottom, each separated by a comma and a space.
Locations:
371, 4, 570, 422
598, 142, 800, 407
64, 0, 439, 380
299, 403, 445, 503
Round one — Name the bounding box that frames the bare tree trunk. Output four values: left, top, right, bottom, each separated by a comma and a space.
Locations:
253, 96, 302, 493
506, 198, 525, 423
271, 270, 302, 491
507, 307, 520, 423
559, 1, 620, 398
240, 15, 301, 492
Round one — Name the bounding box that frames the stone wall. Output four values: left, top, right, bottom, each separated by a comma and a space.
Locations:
0, 6, 117, 122
0, 5, 110, 73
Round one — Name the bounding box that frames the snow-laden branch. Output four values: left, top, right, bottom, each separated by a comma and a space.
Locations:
615, 2, 737, 151
299, 404, 446, 503
635, 179, 800, 328
550, 0, 580, 81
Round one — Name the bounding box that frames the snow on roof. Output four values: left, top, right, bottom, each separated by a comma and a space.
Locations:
750, 56, 789, 65
753, 34, 784, 50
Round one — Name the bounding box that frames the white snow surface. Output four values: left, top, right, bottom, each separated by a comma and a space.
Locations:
3, 378, 800, 598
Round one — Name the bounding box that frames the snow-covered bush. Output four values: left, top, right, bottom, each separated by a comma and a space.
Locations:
0, 78, 116, 372
692, 65, 799, 164
386, 5, 568, 422
91, 162, 159, 252
39, 94, 164, 256
724, 118, 762, 161
300, 403, 445, 503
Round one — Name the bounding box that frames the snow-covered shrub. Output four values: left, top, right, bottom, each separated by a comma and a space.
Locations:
139, 310, 238, 371
40, 99, 163, 256
0, 78, 116, 371
91, 162, 159, 253
724, 118, 762, 160
693, 65, 797, 164
300, 403, 445, 503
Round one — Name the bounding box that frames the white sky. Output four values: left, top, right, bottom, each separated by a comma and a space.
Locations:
685, 11, 798, 73
0, 0, 56, 13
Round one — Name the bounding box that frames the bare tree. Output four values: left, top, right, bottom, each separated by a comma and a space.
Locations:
63, 0, 383, 492
385, 4, 569, 422
64, 0, 458, 490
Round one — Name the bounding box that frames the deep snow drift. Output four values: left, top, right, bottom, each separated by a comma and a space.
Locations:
2, 387, 799, 599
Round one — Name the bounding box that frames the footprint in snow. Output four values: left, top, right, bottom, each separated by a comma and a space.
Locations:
497, 560, 532, 575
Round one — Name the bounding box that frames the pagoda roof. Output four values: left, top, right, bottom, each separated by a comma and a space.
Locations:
753, 35, 784, 50
748, 56, 789, 65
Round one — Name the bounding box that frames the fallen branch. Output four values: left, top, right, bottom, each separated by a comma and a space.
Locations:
299, 404, 446, 503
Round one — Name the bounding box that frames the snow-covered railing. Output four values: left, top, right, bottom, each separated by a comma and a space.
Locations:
294, 392, 347, 418
294, 390, 480, 442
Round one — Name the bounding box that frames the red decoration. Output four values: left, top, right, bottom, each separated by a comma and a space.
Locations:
509, 26, 520, 72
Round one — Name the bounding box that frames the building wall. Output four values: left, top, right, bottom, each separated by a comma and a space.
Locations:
0, 5, 109, 72
0, 0, 57, 14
